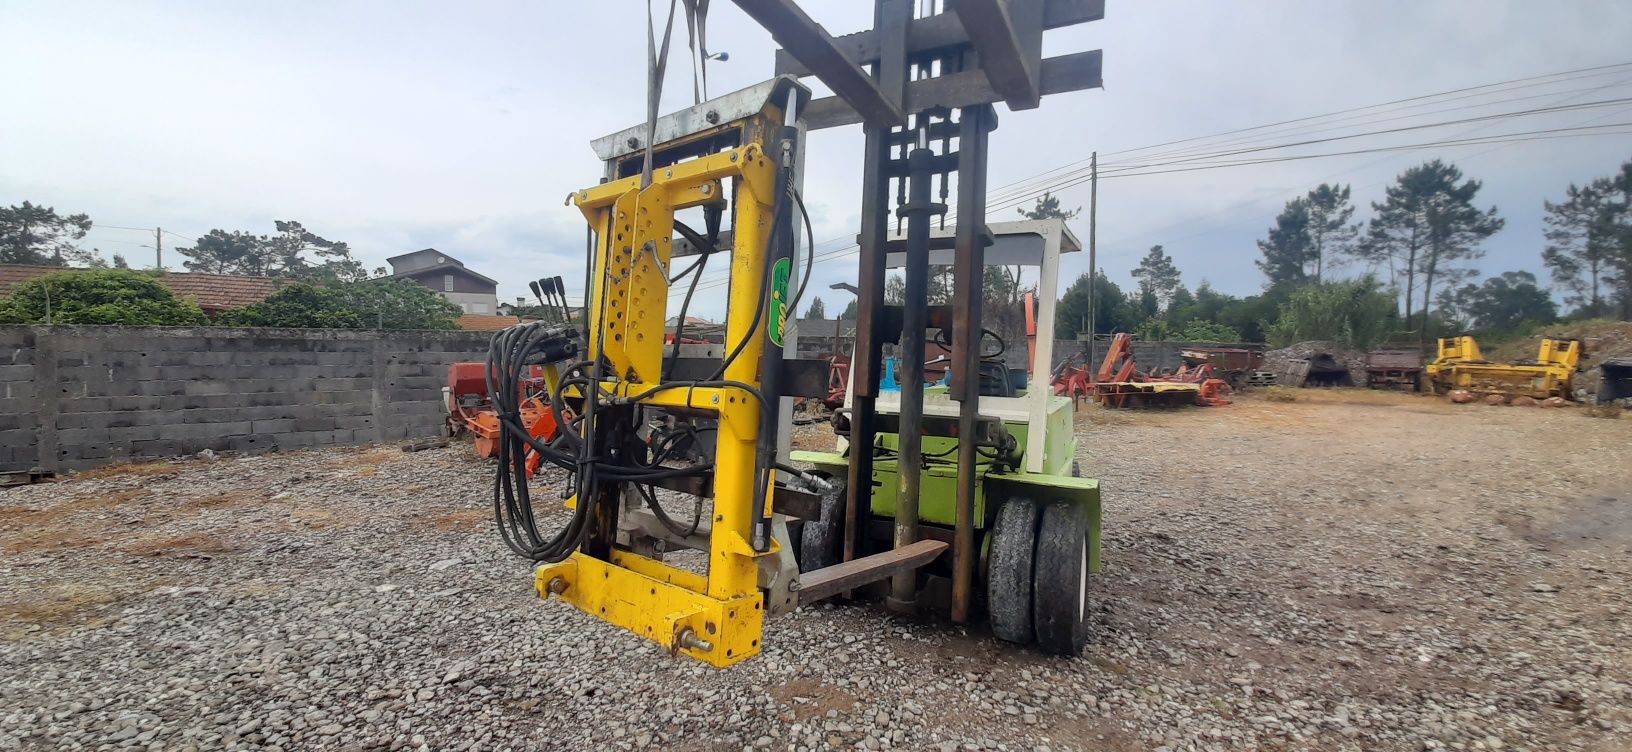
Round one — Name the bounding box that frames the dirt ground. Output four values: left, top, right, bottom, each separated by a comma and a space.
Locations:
1, 390, 1629, 751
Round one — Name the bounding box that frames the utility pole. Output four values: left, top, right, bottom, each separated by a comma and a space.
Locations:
154, 227, 163, 270
1086, 151, 1098, 365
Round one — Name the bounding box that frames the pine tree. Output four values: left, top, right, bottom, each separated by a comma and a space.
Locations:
176, 221, 369, 281
1358, 160, 1503, 336
0, 201, 96, 266
1304, 183, 1359, 283
1130, 245, 1183, 311
839, 298, 859, 320
805, 296, 827, 319
1016, 191, 1081, 221
1256, 198, 1312, 289
1544, 160, 1632, 318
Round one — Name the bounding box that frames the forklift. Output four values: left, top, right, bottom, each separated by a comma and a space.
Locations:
792, 218, 1100, 654
489, 0, 1107, 667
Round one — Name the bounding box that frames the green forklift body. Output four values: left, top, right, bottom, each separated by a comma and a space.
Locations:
789, 395, 1101, 574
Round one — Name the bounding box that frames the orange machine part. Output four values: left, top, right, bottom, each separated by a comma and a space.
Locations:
447, 360, 562, 477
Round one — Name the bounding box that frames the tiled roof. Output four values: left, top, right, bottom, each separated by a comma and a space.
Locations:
0, 265, 284, 311
455, 314, 533, 331
392, 262, 498, 287
159, 273, 284, 310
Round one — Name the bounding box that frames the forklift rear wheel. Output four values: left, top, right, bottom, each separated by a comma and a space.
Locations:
987, 495, 1039, 644
1032, 500, 1092, 655
798, 475, 846, 573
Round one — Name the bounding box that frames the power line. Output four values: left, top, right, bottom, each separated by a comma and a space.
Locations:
670, 123, 1629, 298
1097, 126, 1632, 181
983, 78, 1632, 208
981, 96, 1632, 209
675, 68, 1632, 297
979, 59, 1632, 201
1083, 72, 1632, 266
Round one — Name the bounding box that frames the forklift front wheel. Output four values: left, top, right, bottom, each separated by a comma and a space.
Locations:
798, 475, 846, 573
987, 495, 1039, 645
1033, 500, 1092, 655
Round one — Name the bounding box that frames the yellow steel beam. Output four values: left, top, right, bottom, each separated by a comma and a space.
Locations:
534, 554, 765, 667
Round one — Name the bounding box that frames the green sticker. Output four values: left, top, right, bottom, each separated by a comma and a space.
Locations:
768, 257, 792, 348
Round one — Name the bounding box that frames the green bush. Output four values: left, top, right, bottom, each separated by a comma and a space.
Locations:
0, 269, 207, 325
216, 279, 462, 330
1262, 277, 1397, 350
1132, 317, 1242, 343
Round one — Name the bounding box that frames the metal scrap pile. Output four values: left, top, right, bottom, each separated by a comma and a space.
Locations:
1263, 341, 1369, 387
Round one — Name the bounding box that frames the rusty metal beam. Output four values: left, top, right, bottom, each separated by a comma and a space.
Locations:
774, 0, 1102, 77
731, 0, 906, 128
843, 0, 910, 567
950, 104, 993, 624
949, 0, 1041, 109
805, 49, 1101, 130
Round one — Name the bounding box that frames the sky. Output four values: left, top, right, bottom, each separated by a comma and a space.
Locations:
4, 1, 1631, 321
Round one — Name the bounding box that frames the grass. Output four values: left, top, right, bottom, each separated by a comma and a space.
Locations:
1260, 387, 1299, 403
71, 461, 181, 481
286, 507, 341, 529
181, 491, 245, 510
0, 583, 128, 628
123, 532, 235, 557
426, 508, 489, 531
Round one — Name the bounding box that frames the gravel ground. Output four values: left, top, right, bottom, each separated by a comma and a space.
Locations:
2, 390, 1629, 751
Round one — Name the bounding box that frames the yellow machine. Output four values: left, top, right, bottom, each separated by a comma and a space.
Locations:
520, 81, 807, 668
1427, 335, 1582, 399
490, 0, 1109, 669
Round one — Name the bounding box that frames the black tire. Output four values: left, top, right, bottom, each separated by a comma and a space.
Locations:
1033, 500, 1092, 656
987, 496, 1039, 644
798, 475, 846, 573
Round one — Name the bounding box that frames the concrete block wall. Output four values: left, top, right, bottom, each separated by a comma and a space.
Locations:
0, 326, 492, 473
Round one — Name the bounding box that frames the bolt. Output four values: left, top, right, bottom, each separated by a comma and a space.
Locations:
699, 184, 712, 195
547, 577, 569, 596
676, 628, 714, 653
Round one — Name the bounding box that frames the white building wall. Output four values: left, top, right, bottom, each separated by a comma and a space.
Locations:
443, 290, 499, 315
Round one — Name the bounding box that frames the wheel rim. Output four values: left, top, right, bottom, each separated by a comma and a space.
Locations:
1078, 537, 1088, 619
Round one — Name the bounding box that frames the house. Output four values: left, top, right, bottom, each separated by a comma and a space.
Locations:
386, 249, 500, 315
0, 264, 283, 313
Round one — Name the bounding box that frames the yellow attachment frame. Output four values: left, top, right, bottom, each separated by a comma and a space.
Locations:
571, 145, 775, 385
535, 138, 781, 667
1428, 335, 1581, 399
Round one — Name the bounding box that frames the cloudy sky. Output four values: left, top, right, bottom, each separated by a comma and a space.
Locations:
4, 1, 1631, 320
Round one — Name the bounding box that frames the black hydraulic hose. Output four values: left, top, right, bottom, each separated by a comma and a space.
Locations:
784, 187, 817, 319
666, 219, 716, 382
489, 324, 593, 561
